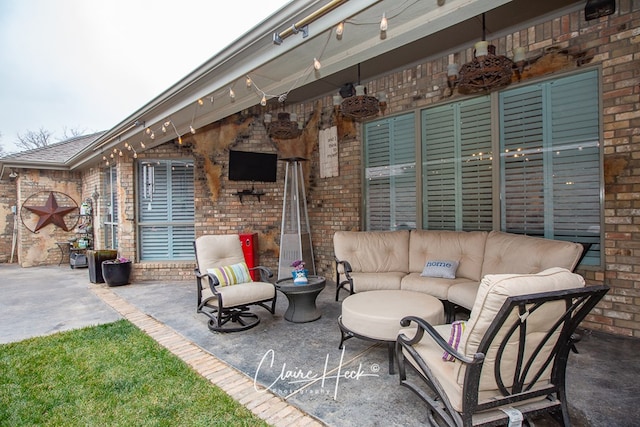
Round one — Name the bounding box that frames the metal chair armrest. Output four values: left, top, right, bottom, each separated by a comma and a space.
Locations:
398, 316, 480, 365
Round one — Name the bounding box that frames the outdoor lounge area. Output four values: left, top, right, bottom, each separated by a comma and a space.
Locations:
5, 265, 630, 426
2, 265, 640, 425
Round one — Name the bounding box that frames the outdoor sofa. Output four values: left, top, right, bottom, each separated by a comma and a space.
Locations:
334, 230, 584, 319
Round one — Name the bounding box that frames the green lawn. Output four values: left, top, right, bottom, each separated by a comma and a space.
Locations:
0, 320, 269, 426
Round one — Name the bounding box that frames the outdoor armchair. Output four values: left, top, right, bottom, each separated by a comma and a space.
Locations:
396, 267, 608, 427
194, 234, 276, 332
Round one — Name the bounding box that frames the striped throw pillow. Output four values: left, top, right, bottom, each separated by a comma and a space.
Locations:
442, 320, 466, 362
207, 262, 252, 286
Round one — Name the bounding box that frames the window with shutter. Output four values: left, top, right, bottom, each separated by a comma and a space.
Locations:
422, 96, 493, 230
361, 70, 602, 267
138, 160, 195, 260
500, 70, 601, 265
103, 166, 118, 248
364, 113, 416, 230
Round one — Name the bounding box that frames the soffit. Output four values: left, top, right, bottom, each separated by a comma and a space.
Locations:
71, 0, 579, 169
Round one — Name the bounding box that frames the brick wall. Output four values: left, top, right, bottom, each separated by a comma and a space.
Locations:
15, 169, 83, 267
0, 175, 17, 263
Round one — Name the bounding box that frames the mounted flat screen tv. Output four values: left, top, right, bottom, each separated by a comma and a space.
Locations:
228, 150, 278, 182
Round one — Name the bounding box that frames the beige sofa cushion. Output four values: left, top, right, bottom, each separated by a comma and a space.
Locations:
334, 230, 409, 274
481, 231, 583, 276
408, 230, 487, 281
401, 274, 475, 300
445, 282, 480, 310
348, 272, 405, 292
453, 267, 585, 388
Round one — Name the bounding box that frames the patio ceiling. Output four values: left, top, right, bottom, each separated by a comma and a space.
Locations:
71, 0, 580, 169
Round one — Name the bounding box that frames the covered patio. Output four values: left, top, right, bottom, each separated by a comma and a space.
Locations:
3, 265, 636, 426
106, 280, 640, 426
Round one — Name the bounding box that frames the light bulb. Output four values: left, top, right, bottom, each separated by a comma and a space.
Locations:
336, 22, 344, 36
178, 136, 183, 145
229, 88, 235, 99
197, 98, 204, 106
145, 128, 151, 135
380, 12, 388, 32
110, 153, 114, 159
140, 141, 146, 149
246, 76, 252, 87
119, 150, 123, 157
162, 124, 167, 133
124, 142, 129, 148
133, 152, 138, 159
260, 94, 267, 106
313, 58, 321, 70
190, 125, 196, 134
150, 132, 155, 140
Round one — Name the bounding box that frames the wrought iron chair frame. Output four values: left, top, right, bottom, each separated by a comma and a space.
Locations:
334, 256, 354, 301
194, 240, 277, 332
396, 285, 609, 427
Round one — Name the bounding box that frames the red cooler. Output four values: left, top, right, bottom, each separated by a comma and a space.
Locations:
239, 233, 259, 281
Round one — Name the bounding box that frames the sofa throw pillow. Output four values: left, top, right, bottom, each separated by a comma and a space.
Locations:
207, 262, 252, 286
442, 320, 466, 362
421, 260, 459, 279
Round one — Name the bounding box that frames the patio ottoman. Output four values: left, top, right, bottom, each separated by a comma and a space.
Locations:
338, 290, 444, 374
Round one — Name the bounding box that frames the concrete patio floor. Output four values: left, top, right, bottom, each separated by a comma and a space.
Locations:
1, 264, 639, 426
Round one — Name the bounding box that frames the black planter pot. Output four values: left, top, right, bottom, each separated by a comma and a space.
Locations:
88, 250, 118, 283
101, 261, 132, 287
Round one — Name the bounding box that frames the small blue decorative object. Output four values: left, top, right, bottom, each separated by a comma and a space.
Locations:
292, 269, 309, 285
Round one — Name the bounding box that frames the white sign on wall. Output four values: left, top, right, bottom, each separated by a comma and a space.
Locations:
319, 126, 339, 178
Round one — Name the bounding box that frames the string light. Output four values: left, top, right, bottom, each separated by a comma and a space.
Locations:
313, 58, 321, 70
261, 93, 267, 106
190, 125, 196, 134
380, 12, 388, 31
336, 22, 344, 36
229, 88, 236, 100
246, 76, 252, 88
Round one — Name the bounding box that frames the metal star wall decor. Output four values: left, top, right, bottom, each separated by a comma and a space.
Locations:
23, 191, 78, 232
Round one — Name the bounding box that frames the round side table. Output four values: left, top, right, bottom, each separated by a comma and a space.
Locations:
276, 275, 326, 323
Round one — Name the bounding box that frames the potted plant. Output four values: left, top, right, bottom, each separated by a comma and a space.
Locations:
101, 257, 132, 287
291, 259, 308, 285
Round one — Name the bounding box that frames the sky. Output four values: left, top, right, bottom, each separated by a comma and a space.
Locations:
0, 0, 291, 153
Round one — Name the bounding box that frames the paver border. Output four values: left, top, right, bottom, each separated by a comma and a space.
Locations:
91, 284, 325, 427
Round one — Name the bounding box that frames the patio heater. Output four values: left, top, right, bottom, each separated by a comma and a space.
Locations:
277, 158, 316, 280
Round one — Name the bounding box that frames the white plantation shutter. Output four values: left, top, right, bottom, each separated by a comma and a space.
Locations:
364, 113, 416, 230
104, 166, 118, 248
500, 70, 601, 265
422, 96, 493, 230
138, 160, 195, 260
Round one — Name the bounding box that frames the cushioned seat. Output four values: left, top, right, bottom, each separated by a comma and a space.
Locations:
396, 267, 609, 427
194, 234, 276, 332
339, 290, 444, 373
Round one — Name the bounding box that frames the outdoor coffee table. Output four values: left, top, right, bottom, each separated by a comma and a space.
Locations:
276, 275, 326, 323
